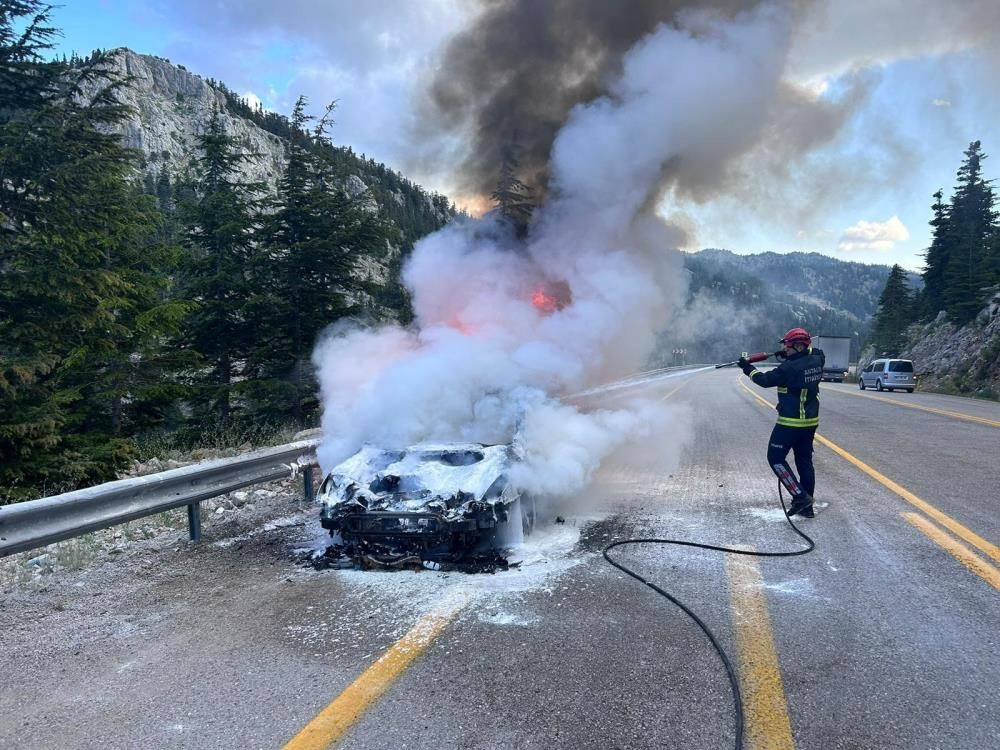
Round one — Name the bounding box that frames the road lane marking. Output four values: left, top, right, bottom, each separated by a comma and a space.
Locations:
902, 513, 1000, 591
660, 379, 692, 401
738, 378, 1000, 567
811, 436, 1000, 566
727, 553, 796, 750
283, 593, 469, 750
823, 387, 1000, 428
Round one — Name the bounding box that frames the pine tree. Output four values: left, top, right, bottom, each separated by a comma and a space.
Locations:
870, 265, 912, 355
942, 141, 998, 323
491, 142, 534, 234
919, 189, 951, 319
1, 4, 182, 500
175, 108, 264, 425
249, 98, 394, 426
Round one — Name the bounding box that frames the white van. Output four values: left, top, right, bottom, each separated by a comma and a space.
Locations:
859, 359, 916, 392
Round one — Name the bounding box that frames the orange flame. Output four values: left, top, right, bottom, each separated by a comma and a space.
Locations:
532, 289, 558, 313
531, 280, 572, 314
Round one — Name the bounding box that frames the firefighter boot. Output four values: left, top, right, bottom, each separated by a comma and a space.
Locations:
787, 494, 816, 518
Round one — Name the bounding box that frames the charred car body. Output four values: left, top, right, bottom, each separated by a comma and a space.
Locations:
317, 443, 534, 568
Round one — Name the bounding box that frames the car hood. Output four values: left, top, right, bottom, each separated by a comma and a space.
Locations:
319, 443, 515, 514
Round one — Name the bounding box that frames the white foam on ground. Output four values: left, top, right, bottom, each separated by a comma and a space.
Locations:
761, 576, 829, 601
289, 521, 587, 648
477, 611, 540, 627
278, 515, 596, 661
742, 506, 791, 523
327, 522, 585, 603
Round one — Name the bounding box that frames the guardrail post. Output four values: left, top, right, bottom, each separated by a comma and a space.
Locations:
187, 502, 202, 542
303, 467, 314, 502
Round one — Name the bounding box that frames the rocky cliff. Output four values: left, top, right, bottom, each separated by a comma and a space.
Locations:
76, 48, 453, 319
899, 293, 1000, 399
85, 49, 287, 185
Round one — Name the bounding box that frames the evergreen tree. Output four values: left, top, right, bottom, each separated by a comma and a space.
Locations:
1, 3, 182, 500
870, 265, 913, 355
942, 141, 998, 323
175, 108, 263, 425
490, 142, 534, 234
249, 98, 394, 426
919, 189, 951, 319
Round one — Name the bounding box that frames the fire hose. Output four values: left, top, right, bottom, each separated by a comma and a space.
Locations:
601, 355, 815, 750
714, 350, 783, 369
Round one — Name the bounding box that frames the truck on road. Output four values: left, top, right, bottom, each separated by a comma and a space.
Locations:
813, 335, 851, 382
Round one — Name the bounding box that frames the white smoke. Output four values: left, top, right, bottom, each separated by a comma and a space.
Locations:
314, 5, 795, 498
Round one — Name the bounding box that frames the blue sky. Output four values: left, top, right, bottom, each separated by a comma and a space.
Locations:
47, 1, 1000, 272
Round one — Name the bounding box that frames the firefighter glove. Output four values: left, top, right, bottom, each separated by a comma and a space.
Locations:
738, 357, 754, 375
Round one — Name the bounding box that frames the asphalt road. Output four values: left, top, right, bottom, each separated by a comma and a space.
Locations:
2, 369, 998, 749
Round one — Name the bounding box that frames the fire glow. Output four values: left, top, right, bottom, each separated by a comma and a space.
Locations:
530, 280, 572, 314
314, 7, 792, 500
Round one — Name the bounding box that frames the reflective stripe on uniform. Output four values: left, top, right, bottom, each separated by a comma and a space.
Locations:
749, 369, 761, 379
777, 386, 788, 394
776, 416, 819, 427
800, 389, 807, 420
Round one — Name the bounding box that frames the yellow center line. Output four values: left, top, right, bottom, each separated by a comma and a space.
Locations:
727, 552, 796, 750
283, 593, 469, 750
823, 387, 1000, 428
902, 513, 1000, 591
738, 377, 1000, 567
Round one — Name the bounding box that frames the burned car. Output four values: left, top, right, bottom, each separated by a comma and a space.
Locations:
317, 443, 535, 568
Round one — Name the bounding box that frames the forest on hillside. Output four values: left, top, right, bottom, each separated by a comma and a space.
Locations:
869, 140, 1000, 356
1, 2, 451, 502
651, 251, 892, 366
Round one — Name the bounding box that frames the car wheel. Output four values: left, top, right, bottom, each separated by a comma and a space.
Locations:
859, 378, 866, 390
876, 379, 883, 391
906, 388, 914, 393
888, 388, 894, 392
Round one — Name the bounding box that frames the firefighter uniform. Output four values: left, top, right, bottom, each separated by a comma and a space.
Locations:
740, 346, 825, 505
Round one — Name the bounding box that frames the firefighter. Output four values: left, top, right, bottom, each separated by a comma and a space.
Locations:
739, 327, 825, 518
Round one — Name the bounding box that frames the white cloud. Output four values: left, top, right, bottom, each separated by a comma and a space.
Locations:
932, 98, 951, 107
837, 215, 909, 252
241, 91, 264, 110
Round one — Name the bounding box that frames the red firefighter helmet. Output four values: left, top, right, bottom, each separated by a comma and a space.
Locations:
780, 327, 811, 347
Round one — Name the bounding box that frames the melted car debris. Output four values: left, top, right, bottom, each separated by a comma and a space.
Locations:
315, 443, 533, 571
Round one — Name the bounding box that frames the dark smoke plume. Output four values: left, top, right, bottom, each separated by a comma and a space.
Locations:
422, 0, 787, 200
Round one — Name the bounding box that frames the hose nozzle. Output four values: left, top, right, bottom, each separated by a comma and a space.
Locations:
715, 352, 770, 369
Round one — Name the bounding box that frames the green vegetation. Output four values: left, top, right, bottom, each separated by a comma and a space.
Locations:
1, 2, 186, 500
0, 2, 450, 503
867, 141, 1000, 396
872, 140, 999, 341
869, 264, 913, 354
491, 142, 535, 234
655, 250, 887, 365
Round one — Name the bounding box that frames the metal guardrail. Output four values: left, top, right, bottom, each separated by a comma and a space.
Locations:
0, 438, 321, 558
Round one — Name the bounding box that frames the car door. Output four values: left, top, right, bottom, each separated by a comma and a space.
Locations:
873, 360, 887, 388
862, 362, 874, 387
868, 361, 882, 387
